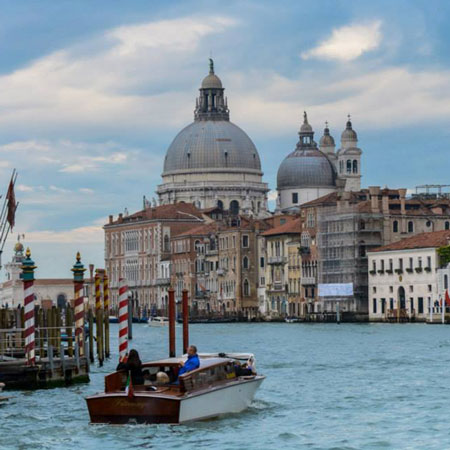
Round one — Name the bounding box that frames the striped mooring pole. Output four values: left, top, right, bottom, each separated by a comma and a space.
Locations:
71, 252, 86, 356
118, 278, 128, 361
22, 248, 37, 366
94, 271, 103, 365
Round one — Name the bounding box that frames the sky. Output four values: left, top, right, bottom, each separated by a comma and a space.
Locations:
0, 0, 449, 278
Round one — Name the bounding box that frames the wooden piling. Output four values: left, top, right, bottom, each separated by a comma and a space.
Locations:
88, 308, 94, 364
168, 288, 176, 358
55, 307, 62, 356
0, 309, 5, 357
95, 273, 103, 366
46, 307, 53, 357
38, 308, 44, 360
103, 275, 110, 358
182, 289, 189, 354
66, 306, 73, 357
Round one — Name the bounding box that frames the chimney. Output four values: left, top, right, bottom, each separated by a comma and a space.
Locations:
398, 189, 407, 215
109, 215, 113, 224
118, 213, 123, 223
369, 186, 380, 212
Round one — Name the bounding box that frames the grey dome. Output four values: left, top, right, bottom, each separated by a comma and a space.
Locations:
277, 149, 336, 189
163, 120, 262, 174
201, 73, 223, 89
319, 125, 335, 147
341, 119, 357, 141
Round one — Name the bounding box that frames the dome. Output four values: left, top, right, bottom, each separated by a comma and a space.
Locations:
319, 123, 335, 147
163, 120, 262, 174
341, 117, 357, 141
277, 148, 336, 189
201, 73, 223, 89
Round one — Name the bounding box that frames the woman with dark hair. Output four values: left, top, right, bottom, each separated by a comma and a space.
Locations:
116, 349, 144, 385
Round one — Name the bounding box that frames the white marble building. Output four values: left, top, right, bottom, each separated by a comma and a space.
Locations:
368, 230, 450, 322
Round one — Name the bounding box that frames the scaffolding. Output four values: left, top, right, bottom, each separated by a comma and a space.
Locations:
317, 202, 384, 316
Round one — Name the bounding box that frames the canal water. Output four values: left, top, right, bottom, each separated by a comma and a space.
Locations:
1, 323, 450, 449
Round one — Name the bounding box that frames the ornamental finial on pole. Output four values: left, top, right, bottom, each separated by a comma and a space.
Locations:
71, 251, 86, 282
21, 247, 36, 281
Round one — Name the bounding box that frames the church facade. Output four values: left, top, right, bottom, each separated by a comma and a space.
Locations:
157, 60, 269, 217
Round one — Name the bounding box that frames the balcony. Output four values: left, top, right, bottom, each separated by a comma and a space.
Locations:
268, 256, 287, 265
155, 277, 171, 286
206, 248, 218, 256
217, 268, 226, 276
302, 276, 316, 285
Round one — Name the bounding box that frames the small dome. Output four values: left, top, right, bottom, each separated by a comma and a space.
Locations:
14, 241, 24, 253
277, 148, 336, 189
299, 111, 313, 133
341, 117, 357, 141
319, 123, 335, 147
201, 73, 223, 89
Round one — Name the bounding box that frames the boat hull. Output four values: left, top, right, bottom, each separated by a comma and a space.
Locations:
86, 376, 264, 424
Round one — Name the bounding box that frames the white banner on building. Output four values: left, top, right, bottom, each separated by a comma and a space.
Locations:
318, 283, 354, 297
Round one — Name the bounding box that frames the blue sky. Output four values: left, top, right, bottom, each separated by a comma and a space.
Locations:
0, 0, 449, 278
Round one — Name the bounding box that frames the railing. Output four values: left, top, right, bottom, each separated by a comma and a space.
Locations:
155, 277, 171, 286
268, 256, 287, 264
301, 276, 316, 285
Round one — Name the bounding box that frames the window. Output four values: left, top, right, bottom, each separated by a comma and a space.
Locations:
418, 257, 422, 268
445, 221, 450, 230
408, 221, 414, 233
381, 260, 385, 271
373, 286, 377, 293
444, 274, 448, 290
260, 257, 265, 268
243, 256, 249, 269
427, 256, 431, 269
409, 285, 413, 293
428, 284, 432, 293
372, 260, 376, 271
389, 286, 393, 293
346, 159, 352, 173
399, 258, 403, 271
393, 221, 398, 233
242, 235, 249, 248
381, 299, 386, 314
353, 160, 358, 173
372, 298, 377, 314
307, 213, 315, 228
280, 218, 286, 225
389, 298, 394, 310
409, 257, 413, 270
292, 192, 299, 204
230, 200, 240, 215
163, 235, 170, 252
389, 259, 393, 271
243, 279, 250, 296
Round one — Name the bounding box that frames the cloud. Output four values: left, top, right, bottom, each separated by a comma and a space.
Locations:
267, 190, 278, 201
0, 15, 237, 135
26, 223, 103, 244
301, 21, 382, 62
16, 184, 34, 192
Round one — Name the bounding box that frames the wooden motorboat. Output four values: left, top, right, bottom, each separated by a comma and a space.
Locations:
86, 353, 264, 424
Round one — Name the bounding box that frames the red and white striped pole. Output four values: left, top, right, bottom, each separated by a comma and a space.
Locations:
118, 278, 128, 361
71, 252, 86, 357
22, 248, 37, 366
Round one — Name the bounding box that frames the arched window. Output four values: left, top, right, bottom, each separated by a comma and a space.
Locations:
346, 160, 352, 174
57, 294, 67, 310
243, 256, 249, 269
353, 160, 358, 173
393, 220, 398, 233
243, 279, 250, 296
230, 200, 239, 215
163, 234, 170, 252
408, 221, 414, 233
217, 200, 223, 210
445, 221, 449, 230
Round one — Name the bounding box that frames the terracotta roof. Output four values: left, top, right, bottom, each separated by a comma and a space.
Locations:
370, 230, 450, 253
175, 223, 219, 237
262, 218, 301, 236
107, 203, 203, 226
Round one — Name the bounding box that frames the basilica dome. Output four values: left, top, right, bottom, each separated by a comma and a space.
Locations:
277, 112, 336, 189
163, 121, 262, 174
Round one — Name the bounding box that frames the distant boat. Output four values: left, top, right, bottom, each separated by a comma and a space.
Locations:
148, 316, 169, 327
109, 316, 119, 324
285, 317, 300, 323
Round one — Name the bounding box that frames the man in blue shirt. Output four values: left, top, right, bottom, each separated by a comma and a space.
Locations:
178, 345, 200, 377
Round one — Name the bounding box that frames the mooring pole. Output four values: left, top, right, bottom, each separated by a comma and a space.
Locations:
21, 248, 37, 366
95, 272, 103, 366
88, 308, 94, 363
168, 288, 176, 357
182, 289, 189, 354
71, 252, 86, 357
336, 302, 340, 325
127, 292, 133, 340
118, 278, 128, 361
103, 274, 110, 358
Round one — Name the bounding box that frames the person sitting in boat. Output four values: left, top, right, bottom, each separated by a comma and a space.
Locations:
116, 349, 144, 385
178, 345, 200, 377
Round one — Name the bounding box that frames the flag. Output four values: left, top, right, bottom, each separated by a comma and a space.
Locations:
445, 290, 450, 307
125, 372, 134, 398
6, 178, 15, 230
